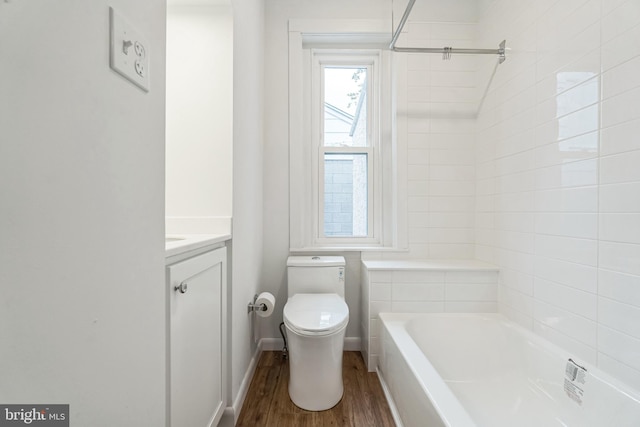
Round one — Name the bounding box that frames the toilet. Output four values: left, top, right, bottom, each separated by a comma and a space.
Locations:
283, 256, 349, 411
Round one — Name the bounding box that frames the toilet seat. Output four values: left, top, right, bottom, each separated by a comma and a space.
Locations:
283, 293, 349, 336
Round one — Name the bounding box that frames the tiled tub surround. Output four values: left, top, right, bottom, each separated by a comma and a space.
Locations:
474, 0, 640, 392
360, 260, 499, 371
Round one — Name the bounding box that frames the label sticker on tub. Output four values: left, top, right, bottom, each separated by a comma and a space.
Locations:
564, 358, 587, 405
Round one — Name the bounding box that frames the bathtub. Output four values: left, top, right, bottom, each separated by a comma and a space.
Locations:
378, 313, 640, 427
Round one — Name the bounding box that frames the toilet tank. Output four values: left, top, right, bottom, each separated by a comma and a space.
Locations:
287, 256, 345, 298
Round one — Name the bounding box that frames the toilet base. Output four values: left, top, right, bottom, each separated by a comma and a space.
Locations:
286, 324, 347, 411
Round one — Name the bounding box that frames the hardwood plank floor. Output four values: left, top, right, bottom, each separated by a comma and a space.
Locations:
236, 351, 396, 427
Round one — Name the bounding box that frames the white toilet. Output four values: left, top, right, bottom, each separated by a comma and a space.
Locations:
283, 256, 349, 411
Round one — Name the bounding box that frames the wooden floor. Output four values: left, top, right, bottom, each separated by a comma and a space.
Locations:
236, 351, 396, 427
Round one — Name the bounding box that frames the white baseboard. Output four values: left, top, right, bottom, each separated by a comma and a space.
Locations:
219, 341, 262, 427
344, 336, 361, 351
261, 337, 285, 352
262, 336, 361, 352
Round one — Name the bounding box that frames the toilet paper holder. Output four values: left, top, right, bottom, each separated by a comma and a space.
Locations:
247, 294, 268, 313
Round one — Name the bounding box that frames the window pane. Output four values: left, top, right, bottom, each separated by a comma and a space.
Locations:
323, 153, 368, 237
323, 67, 367, 147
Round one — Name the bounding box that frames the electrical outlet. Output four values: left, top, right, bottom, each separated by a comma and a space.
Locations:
109, 7, 150, 92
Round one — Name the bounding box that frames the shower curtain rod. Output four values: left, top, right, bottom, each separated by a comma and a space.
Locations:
389, 0, 506, 63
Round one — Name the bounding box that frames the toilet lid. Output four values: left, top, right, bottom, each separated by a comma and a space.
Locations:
283, 294, 349, 336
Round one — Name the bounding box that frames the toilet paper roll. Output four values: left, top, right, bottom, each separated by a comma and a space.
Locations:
255, 292, 275, 318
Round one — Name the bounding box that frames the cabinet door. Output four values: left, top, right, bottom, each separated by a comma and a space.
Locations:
168, 247, 226, 427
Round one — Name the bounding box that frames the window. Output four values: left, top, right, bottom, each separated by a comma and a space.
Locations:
321, 64, 371, 238
288, 22, 403, 251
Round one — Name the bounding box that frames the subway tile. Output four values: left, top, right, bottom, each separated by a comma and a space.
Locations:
603, 55, 640, 100
535, 234, 598, 266
429, 181, 475, 197
391, 301, 445, 313
602, 0, 640, 43
408, 212, 430, 228
501, 284, 534, 316
407, 132, 429, 148
534, 300, 597, 347
533, 277, 596, 320
445, 302, 498, 313
598, 325, 640, 372
600, 118, 640, 156
535, 322, 597, 364
429, 196, 475, 212
407, 148, 429, 165
601, 86, 640, 128
495, 192, 535, 212
407, 180, 429, 197
392, 270, 445, 283
534, 255, 598, 293
597, 353, 640, 395
535, 158, 598, 190
427, 133, 475, 150
495, 212, 535, 232
599, 241, 640, 276
602, 23, 640, 71
406, 86, 431, 102
534, 186, 598, 213
408, 196, 429, 212
431, 71, 476, 87
408, 227, 429, 244
446, 283, 498, 302
428, 212, 475, 228
496, 248, 535, 275
502, 304, 534, 331
495, 229, 534, 253
408, 164, 430, 180
428, 243, 475, 259
501, 267, 534, 295
446, 270, 499, 283
369, 271, 392, 283
533, 132, 598, 169
599, 297, 640, 340
600, 150, 640, 185
428, 228, 475, 244
598, 269, 640, 307
600, 214, 640, 245
428, 164, 475, 181
534, 212, 598, 239
430, 149, 476, 166
369, 301, 392, 318
370, 282, 392, 301
536, 50, 600, 102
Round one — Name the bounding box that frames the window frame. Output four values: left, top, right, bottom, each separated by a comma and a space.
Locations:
313, 54, 379, 244
288, 20, 405, 251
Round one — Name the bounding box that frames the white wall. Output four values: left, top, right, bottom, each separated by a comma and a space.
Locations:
166, 3, 233, 233
476, 0, 640, 391
0, 1, 167, 425
228, 0, 265, 421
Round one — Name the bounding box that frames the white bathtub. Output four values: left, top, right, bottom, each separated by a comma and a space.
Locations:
378, 313, 640, 427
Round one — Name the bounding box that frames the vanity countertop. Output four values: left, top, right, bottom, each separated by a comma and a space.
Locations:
165, 234, 231, 258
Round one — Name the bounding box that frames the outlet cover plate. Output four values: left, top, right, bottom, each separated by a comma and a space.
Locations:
109, 7, 150, 92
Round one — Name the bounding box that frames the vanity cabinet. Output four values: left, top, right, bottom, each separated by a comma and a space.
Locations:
167, 246, 227, 427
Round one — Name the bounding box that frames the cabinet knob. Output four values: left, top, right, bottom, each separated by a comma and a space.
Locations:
175, 282, 188, 294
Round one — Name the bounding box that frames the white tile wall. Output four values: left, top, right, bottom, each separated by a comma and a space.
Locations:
395, 20, 479, 260
361, 261, 499, 370
477, 0, 640, 391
